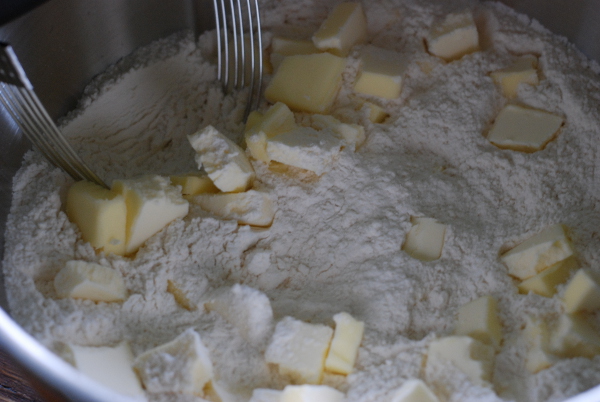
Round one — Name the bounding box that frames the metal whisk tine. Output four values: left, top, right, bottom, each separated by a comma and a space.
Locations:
0, 44, 107, 188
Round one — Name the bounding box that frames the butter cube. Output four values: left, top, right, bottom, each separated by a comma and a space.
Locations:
402, 217, 447, 261
245, 102, 297, 162
354, 46, 407, 99
265, 316, 334, 384
54, 260, 127, 302
563, 269, 600, 313
112, 175, 189, 255
250, 388, 283, 402
455, 296, 502, 350
364, 102, 388, 123
133, 328, 213, 394
271, 37, 320, 70
170, 174, 219, 196
246, 111, 264, 132
312, 2, 367, 57
310, 114, 366, 150
501, 224, 574, 280
490, 55, 539, 98
518, 257, 578, 297
550, 314, 600, 358
487, 104, 564, 152
523, 317, 557, 374
427, 11, 480, 61
267, 126, 342, 175
65, 341, 144, 398
265, 53, 347, 114
427, 336, 494, 386
390, 379, 440, 402
188, 125, 255, 192
324, 312, 364, 375
191, 190, 275, 227
66, 180, 127, 255
281, 385, 344, 402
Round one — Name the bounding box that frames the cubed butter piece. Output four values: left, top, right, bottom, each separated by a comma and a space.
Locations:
310, 114, 365, 150
66, 180, 127, 255
271, 37, 320, 69
281, 384, 344, 402
487, 104, 564, 152
550, 314, 600, 358
112, 175, 189, 255
402, 217, 447, 261
523, 317, 557, 374
427, 11, 480, 61
170, 174, 219, 196
364, 102, 388, 123
265, 316, 334, 384
455, 295, 502, 350
65, 341, 144, 398
264, 53, 346, 114
390, 379, 440, 402
312, 2, 367, 57
354, 46, 407, 99
427, 336, 494, 386
324, 312, 364, 375
245, 102, 297, 162
250, 388, 283, 402
191, 190, 275, 227
562, 269, 600, 313
501, 224, 574, 280
267, 126, 342, 175
246, 111, 264, 132
518, 257, 578, 297
54, 260, 127, 302
490, 55, 539, 98
188, 125, 255, 192
133, 328, 213, 394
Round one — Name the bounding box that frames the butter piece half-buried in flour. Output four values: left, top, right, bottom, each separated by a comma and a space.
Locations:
54, 260, 127, 302
191, 190, 275, 227
353, 45, 407, 100
245, 102, 297, 162
390, 379, 440, 402
312, 2, 368, 57
455, 295, 502, 351
402, 217, 447, 261
324, 312, 364, 375
490, 55, 539, 98
426, 11, 480, 61
562, 269, 600, 313
281, 384, 344, 402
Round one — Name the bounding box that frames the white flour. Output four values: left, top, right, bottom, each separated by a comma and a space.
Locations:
3, 0, 600, 401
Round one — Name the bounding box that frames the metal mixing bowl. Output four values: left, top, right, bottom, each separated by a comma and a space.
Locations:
0, 1, 599, 400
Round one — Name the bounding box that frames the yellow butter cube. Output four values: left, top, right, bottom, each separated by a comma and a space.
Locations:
354, 46, 407, 99
427, 11, 480, 61
518, 257, 578, 297
523, 317, 557, 373
265, 53, 347, 114
312, 2, 367, 57
310, 114, 366, 150
455, 295, 502, 350
270, 36, 321, 70
324, 312, 364, 375
54, 260, 127, 302
66, 180, 127, 255
170, 174, 219, 196
191, 190, 275, 227
550, 314, 600, 358
490, 55, 539, 98
246, 110, 264, 132
501, 224, 574, 280
562, 269, 600, 313
245, 102, 297, 162
391, 379, 440, 402
281, 384, 344, 402
364, 102, 388, 123
402, 217, 447, 261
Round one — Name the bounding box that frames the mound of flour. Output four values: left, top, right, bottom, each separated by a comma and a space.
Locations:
3, 0, 600, 401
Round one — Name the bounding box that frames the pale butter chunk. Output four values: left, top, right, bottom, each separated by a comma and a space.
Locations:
324, 312, 364, 375
133, 328, 213, 395
249, 388, 283, 402
455, 295, 502, 351
487, 104, 564, 152
265, 316, 334, 384
353, 46, 407, 99
500, 223, 574, 280
364, 102, 388, 123
523, 317, 557, 374
490, 55, 539, 98
245, 102, 297, 162
170, 174, 219, 196
310, 114, 366, 150
54, 260, 127, 302
281, 384, 344, 402
426, 11, 480, 61
270, 37, 320, 70
426, 336, 495, 386
264, 53, 347, 114
518, 257, 578, 297
562, 269, 600, 313
267, 126, 342, 175
191, 190, 275, 227
188, 125, 255, 192
205, 284, 274, 348
112, 175, 189, 255
64, 341, 145, 398
402, 217, 447, 261
550, 314, 600, 358
312, 2, 367, 57
390, 379, 440, 402
66, 180, 127, 255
